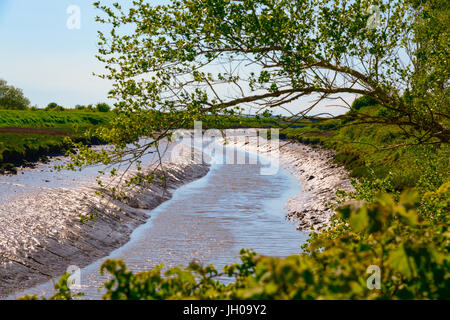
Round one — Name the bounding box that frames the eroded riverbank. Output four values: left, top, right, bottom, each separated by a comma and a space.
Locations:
220, 132, 354, 231
0, 144, 210, 297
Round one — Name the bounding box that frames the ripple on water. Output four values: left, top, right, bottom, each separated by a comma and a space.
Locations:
12, 147, 308, 299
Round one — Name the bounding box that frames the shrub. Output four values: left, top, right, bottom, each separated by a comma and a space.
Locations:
46, 102, 58, 109
22, 187, 449, 300
45, 103, 65, 111
351, 95, 380, 112
96, 103, 111, 112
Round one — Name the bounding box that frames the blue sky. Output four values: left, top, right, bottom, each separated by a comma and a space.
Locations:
0, 0, 115, 107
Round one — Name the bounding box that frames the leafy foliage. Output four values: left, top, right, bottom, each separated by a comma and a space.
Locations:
100, 188, 448, 300
351, 95, 380, 112
19, 274, 84, 300
0, 79, 30, 110
96, 102, 112, 112
30, 187, 448, 300
45, 102, 65, 111
89, 0, 449, 167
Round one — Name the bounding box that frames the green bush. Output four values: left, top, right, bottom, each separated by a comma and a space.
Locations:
45, 103, 65, 111
24, 187, 449, 300
351, 95, 380, 112
96, 102, 111, 113
0, 79, 30, 110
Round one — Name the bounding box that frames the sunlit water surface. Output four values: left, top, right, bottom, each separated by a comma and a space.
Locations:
8, 143, 308, 299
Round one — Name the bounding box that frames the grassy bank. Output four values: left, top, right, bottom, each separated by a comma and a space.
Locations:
0, 110, 282, 173
0, 110, 111, 128
0, 110, 112, 173
279, 108, 449, 196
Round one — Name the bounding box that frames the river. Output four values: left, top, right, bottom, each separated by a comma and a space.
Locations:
5, 141, 308, 299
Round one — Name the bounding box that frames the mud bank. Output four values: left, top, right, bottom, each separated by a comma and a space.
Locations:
221, 132, 354, 231
0, 146, 209, 297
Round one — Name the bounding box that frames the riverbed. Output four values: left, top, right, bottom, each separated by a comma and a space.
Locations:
5, 140, 308, 299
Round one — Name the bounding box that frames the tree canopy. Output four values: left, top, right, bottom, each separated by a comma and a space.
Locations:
21, 0, 448, 300
96, 102, 112, 112
91, 0, 448, 155
0, 79, 30, 110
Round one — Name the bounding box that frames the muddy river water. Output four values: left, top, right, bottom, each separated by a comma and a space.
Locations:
6, 141, 308, 299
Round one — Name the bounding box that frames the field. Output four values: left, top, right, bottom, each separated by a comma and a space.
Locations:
0, 110, 112, 172
0, 109, 282, 173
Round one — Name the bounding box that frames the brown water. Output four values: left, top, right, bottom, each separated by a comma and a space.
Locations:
8, 144, 307, 299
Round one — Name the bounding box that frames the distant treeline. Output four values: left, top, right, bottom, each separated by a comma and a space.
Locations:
42, 102, 112, 113
0, 78, 112, 112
